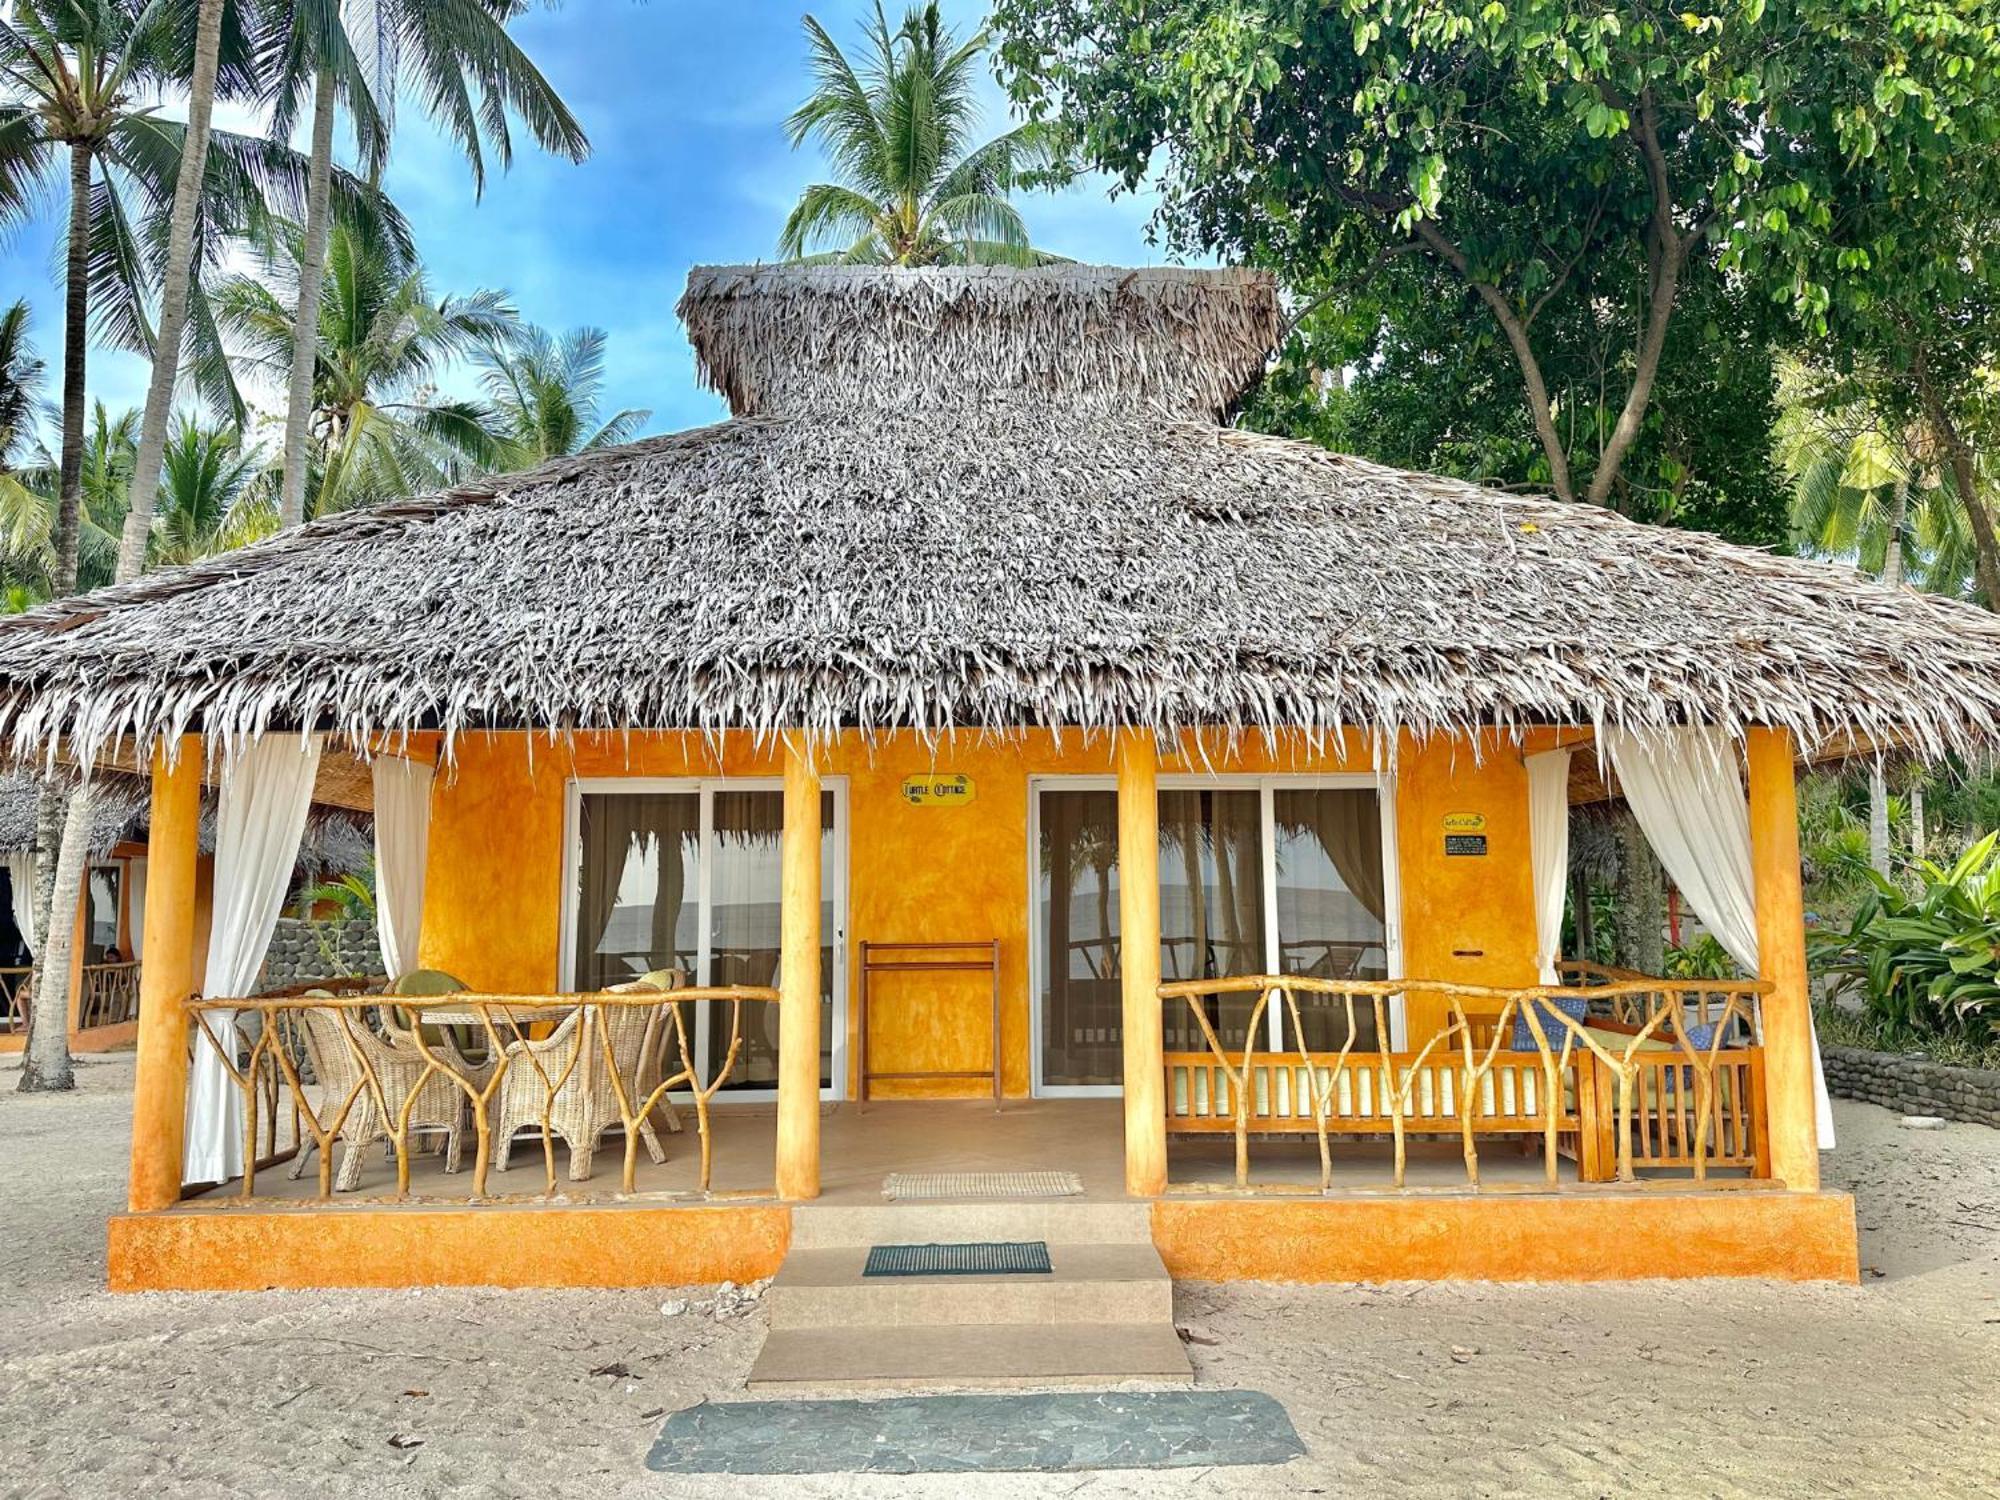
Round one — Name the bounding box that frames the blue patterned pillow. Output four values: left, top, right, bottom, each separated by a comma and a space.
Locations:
1511, 995, 1591, 1051
1680, 1019, 1741, 1052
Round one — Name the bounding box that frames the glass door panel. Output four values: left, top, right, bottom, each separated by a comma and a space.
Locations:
572, 791, 700, 990
1272, 787, 1388, 1049
706, 789, 835, 1092
1158, 789, 1266, 1052
1037, 788, 1122, 1088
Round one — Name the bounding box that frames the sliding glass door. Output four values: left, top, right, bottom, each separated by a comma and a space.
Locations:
1032, 776, 1397, 1094
567, 780, 844, 1097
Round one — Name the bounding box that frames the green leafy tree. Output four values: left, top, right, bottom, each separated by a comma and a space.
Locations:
215, 218, 515, 515
150, 415, 264, 564
992, 0, 1999, 514
0, 300, 50, 557
781, 1, 1058, 265
263, 0, 589, 528
474, 324, 650, 469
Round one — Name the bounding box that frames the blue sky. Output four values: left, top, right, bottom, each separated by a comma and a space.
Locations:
0, 1, 1175, 445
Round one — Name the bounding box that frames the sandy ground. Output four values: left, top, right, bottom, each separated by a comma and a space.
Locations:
1, 1056, 1995, 1499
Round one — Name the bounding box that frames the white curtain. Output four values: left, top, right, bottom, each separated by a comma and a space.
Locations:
372, 756, 435, 980
1526, 748, 1573, 984
6, 851, 36, 955
184, 734, 323, 1184
1604, 727, 1834, 1148
126, 857, 147, 957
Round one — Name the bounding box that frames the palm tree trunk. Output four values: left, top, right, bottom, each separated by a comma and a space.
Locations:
1918, 371, 2000, 609
1909, 776, 1926, 861
279, 66, 338, 529
1867, 476, 1909, 877
118, 0, 227, 581
53, 141, 93, 597
21, 142, 98, 1093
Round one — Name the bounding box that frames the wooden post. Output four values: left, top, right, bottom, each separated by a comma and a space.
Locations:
128, 738, 203, 1212
1746, 727, 1819, 1191
775, 740, 822, 1201
1117, 731, 1167, 1197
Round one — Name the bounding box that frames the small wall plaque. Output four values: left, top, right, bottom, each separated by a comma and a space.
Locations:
1442, 811, 1488, 835
901, 773, 975, 808
1444, 833, 1488, 857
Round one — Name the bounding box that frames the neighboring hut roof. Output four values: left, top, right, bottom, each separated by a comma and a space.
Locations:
0, 263, 1995, 764
0, 773, 372, 875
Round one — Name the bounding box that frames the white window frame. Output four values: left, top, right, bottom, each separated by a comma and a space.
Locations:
559, 775, 850, 1102
1027, 771, 1404, 1098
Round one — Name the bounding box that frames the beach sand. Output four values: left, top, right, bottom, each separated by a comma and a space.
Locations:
1, 1054, 1994, 1498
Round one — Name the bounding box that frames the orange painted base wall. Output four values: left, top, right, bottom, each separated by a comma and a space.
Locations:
107, 1204, 790, 1292
108, 1190, 1856, 1291
0, 1020, 138, 1055
1152, 1190, 1860, 1283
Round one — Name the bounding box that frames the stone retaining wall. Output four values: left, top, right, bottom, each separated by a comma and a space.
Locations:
259, 917, 382, 992
1822, 1044, 2000, 1128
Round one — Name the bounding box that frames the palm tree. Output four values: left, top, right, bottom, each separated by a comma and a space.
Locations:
0, 300, 51, 558
780, 2, 1058, 266
216, 218, 515, 515
150, 415, 264, 564
0, 402, 135, 598
474, 325, 649, 470
265, 0, 589, 529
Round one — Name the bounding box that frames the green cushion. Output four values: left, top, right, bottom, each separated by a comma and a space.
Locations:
636, 968, 687, 992
390, 969, 469, 997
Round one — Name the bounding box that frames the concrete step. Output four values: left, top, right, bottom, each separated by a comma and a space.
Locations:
747, 1322, 1195, 1391
788, 1199, 1154, 1249
768, 1243, 1172, 1330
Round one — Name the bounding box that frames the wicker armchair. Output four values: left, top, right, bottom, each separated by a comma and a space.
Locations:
381, 969, 495, 1091
490, 988, 673, 1182
288, 1004, 470, 1192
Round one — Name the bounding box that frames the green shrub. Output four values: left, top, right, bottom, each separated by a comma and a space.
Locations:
1663, 932, 1738, 980
1809, 833, 2000, 1045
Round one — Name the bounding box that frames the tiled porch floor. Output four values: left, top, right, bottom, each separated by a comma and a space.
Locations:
212, 1097, 1582, 1207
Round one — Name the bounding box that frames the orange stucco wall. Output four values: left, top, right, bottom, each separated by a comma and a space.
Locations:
108, 1203, 789, 1292
1153, 1189, 1860, 1282
416, 728, 1553, 1099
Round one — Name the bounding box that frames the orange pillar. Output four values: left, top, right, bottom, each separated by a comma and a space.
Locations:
1117, 732, 1167, 1197
128, 738, 202, 1212
1747, 727, 1819, 1190
775, 740, 822, 1201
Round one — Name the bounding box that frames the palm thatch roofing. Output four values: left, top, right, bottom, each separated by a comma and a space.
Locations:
0, 773, 372, 873
0, 262, 1995, 767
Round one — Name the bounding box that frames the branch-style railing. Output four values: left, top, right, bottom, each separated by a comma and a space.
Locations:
78, 961, 142, 1029
184, 986, 780, 1203
1161, 968, 1771, 1192
0, 966, 27, 1034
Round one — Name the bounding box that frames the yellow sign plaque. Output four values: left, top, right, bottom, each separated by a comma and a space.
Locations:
1442, 811, 1488, 834
901, 773, 975, 808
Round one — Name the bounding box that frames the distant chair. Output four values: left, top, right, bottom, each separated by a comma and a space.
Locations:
289, 999, 470, 1192
490, 972, 683, 1182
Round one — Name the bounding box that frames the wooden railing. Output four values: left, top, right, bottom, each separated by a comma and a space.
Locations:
184, 985, 779, 1203
0, 966, 27, 1034
78, 961, 141, 1030
1161, 968, 1771, 1191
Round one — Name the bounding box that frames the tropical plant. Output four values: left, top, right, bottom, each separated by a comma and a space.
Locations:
1811, 834, 2000, 1046
149, 415, 265, 564
215, 219, 515, 515
1663, 933, 1738, 982
780, 1, 1057, 266
0, 299, 50, 557
0, 0, 373, 593
474, 325, 649, 469
0, 402, 137, 597
300, 862, 376, 977
263, 0, 589, 528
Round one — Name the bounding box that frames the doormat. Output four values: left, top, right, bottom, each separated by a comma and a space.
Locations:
863, 1241, 1052, 1277
646, 1391, 1306, 1475
883, 1170, 1082, 1200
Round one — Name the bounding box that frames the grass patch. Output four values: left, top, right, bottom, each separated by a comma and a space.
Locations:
1814, 1002, 2000, 1073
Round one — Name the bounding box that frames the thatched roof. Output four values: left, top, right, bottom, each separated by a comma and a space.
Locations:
0, 772, 372, 874
0, 262, 1995, 765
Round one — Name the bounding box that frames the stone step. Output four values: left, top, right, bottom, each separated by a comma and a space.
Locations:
747, 1322, 1195, 1391
787, 1199, 1154, 1249
768, 1243, 1172, 1330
